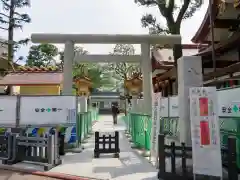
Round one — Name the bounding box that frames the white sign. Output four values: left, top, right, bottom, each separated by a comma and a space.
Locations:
169, 96, 178, 117
0, 96, 17, 126
217, 88, 240, 117
160, 97, 168, 117
20, 96, 77, 125
189, 87, 222, 177
150, 92, 161, 165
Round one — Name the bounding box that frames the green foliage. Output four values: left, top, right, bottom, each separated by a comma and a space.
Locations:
0, 0, 31, 65
26, 44, 59, 67
136, 0, 203, 60
73, 63, 115, 89
108, 44, 140, 80
107, 44, 141, 93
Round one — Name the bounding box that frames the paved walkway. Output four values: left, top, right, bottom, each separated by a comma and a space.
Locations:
0, 170, 59, 180
50, 115, 158, 180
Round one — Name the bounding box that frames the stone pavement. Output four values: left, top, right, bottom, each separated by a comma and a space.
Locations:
50, 115, 159, 180
0, 170, 59, 180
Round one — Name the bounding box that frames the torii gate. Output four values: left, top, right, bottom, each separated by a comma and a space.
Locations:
31, 34, 181, 115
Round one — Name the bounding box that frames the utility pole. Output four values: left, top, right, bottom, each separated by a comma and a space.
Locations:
209, 0, 216, 73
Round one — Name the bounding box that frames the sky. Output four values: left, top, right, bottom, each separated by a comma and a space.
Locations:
0, 0, 208, 61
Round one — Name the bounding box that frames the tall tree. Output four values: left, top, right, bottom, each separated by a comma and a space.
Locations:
0, 0, 31, 70
59, 46, 114, 90
58, 46, 88, 69
26, 43, 59, 67
109, 44, 140, 81
73, 63, 115, 90
136, 0, 203, 91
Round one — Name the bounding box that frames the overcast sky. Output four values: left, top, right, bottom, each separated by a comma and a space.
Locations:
0, 0, 208, 60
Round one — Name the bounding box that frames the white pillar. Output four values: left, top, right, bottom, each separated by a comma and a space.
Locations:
131, 95, 138, 113
141, 43, 152, 115
62, 41, 74, 95
178, 56, 203, 146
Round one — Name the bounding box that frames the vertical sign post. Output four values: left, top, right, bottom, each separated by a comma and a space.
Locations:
189, 87, 222, 179
150, 92, 161, 166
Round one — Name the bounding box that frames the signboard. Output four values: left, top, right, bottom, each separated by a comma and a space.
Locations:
0, 96, 17, 126
218, 88, 240, 117
19, 96, 77, 126
150, 92, 161, 165
160, 97, 168, 117
169, 96, 178, 117
189, 87, 222, 177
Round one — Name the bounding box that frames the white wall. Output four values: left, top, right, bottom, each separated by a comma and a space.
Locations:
158, 48, 199, 62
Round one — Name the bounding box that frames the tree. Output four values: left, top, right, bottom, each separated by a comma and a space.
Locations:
0, 0, 31, 70
59, 46, 114, 90
136, 0, 203, 91
58, 46, 88, 69
26, 44, 59, 67
73, 63, 115, 90
109, 44, 140, 81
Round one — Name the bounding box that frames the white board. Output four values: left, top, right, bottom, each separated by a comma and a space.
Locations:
0, 96, 17, 126
217, 88, 240, 117
19, 96, 77, 125
160, 97, 168, 117
169, 96, 178, 117
189, 87, 222, 177
151, 92, 161, 165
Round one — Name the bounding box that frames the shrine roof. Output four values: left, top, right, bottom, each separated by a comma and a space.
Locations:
191, 1, 240, 44
0, 66, 62, 85
191, 0, 218, 43
195, 32, 240, 57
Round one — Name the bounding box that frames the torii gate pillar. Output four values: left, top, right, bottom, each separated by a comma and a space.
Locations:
141, 43, 152, 114
62, 41, 74, 95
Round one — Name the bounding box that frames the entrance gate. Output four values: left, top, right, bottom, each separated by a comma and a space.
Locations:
31, 34, 181, 115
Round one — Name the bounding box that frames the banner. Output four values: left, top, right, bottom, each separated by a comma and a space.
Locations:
189, 87, 222, 177
150, 92, 161, 165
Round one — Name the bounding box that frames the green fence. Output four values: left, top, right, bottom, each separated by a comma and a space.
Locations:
125, 113, 240, 168
125, 112, 151, 150
77, 109, 98, 143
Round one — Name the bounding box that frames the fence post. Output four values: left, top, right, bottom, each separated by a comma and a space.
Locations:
94, 132, 99, 158
47, 134, 54, 166
170, 142, 176, 174
181, 142, 187, 177
228, 137, 238, 180
158, 134, 166, 179
58, 132, 65, 156
115, 131, 119, 153
16, 95, 21, 127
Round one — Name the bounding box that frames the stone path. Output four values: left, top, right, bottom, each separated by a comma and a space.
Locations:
0, 170, 59, 180
50, 115, 158, 180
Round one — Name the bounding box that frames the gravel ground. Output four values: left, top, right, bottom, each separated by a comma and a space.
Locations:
0, 170, 59, 180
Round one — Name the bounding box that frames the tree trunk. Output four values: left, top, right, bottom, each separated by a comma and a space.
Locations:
7, 0, 15, 95
170, 26, 182, 95
8, 0, 14, 69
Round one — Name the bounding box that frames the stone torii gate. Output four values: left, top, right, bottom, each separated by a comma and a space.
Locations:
31, 34, 181, 115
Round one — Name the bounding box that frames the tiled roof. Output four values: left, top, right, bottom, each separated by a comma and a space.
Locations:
12, 66, 61, 73
0, 72, 63, 85
0, 66, 63, 85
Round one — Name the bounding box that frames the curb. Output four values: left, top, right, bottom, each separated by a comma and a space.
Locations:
0, 165, 103, 180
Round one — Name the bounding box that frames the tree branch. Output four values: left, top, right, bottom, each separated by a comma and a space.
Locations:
176, 0, 191, 25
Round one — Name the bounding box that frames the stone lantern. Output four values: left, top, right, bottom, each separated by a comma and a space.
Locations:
73, 65, 92, 96
124, 72, 142, 96
74, 76, 92, 96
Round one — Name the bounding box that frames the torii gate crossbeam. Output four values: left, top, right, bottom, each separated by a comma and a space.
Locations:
31, 33, 181, 114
